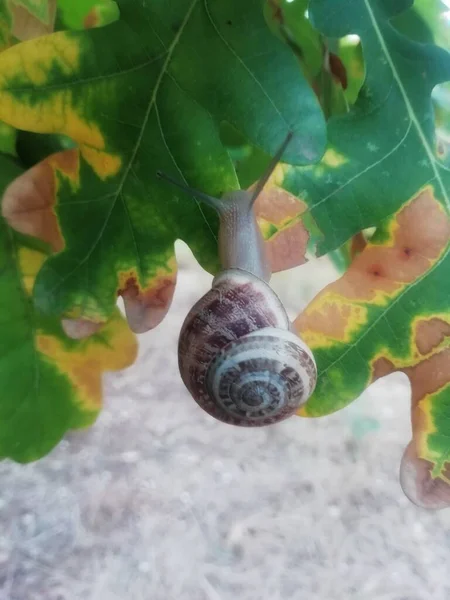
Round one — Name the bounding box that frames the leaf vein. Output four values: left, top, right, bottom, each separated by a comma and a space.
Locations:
5, 53, 167, 94
45, 0, 200, 296
311, 119, 413, 213
154, 90, 217, 243
203, 0, 288, 128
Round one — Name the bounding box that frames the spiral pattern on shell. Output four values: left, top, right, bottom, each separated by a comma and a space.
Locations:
178, 269, 317, 426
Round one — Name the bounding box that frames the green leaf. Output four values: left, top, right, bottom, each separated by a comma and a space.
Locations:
278, 0, 450, 256
0, 0, 59, 159
0, 0, 326, 329
395, 0, 449, 49
56, 0, 120, 30
435, 82, 450, 155
401, 2, 450, 166
0, 0, 35, 158
289, 0, 450, 507
16, 131, 76, 168
219, 122, 271, 189
337, 35, 365, 105
0, 155, 137, 463
392, 1, 438, 44
296, 190, 450, 508
0, 121, 17, 157
0, 2, 13, 51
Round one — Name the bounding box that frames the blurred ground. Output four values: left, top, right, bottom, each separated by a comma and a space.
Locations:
1, 244, 450, 600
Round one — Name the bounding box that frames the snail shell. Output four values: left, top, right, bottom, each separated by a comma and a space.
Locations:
158, 131, 317, 426
178, 269, 317, 426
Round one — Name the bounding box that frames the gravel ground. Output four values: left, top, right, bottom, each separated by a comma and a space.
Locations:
1, 244, 449, 600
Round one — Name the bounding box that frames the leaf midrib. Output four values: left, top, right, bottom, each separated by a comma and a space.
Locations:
115, 0, 200, 209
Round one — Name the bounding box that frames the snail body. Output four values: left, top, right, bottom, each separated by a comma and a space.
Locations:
158, 132, 317, 426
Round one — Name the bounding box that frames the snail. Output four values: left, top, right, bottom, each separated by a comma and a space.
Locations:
157, 132, 317, 426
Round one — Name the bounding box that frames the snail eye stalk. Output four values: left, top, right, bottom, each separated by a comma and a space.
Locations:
250, 130, 294, 205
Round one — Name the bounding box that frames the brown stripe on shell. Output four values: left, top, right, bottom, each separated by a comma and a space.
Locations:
178, 270, 290, 411
178, 271, 317, 427
200, 329, 316, 426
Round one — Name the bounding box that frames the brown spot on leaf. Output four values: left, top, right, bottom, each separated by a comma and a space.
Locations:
265, 221, 309, 272
298, 302, 365, 345
401, 442, 450, 510
254, 185, 305, 222
2, 157, 65, 252
297, 189, 449, 346
350, 232, 367, 261
10, 0, 57, 40
308, 189, 449, 308
368, 264, 382, 277
120, 270, 177, 334
371, 356, 395, 381
372, 346, 450, 415
405, 348, 450, 410
49, 148, 80, 182
376, 349, 450, 508
254, 186, 309, 272
328, 52, 348, 89
267, 0, 284, 24
415, 318, 450, 356
83, 9, 99, 29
